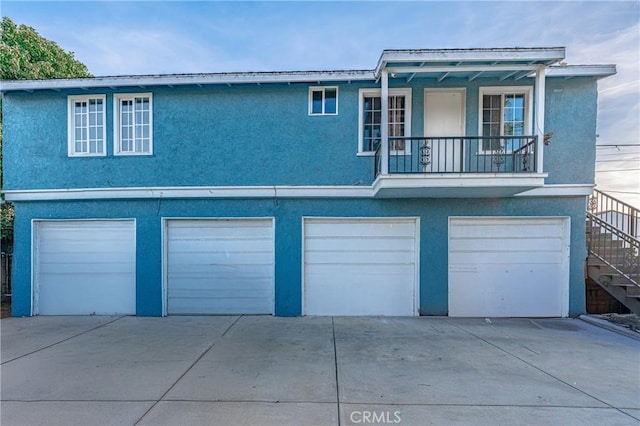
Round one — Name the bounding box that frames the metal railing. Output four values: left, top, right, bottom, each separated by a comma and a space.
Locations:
589, 189, 639, 238
375, 136, 537, 177
587, 213, 639, 287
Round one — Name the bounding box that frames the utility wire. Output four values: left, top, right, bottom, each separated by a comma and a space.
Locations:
597, 189, 640, 195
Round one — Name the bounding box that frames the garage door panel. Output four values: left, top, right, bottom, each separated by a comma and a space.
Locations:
35, 220, 136, 316
305, 263, 414, 278
449, 251, 565, 265
305, 236, 415, 252
168, 251, 273, 266
169, 297, 272, 315
450, 222, 564, 239
304, 218, 418, 316
449, 217, 569, 318
304, 221, 416, 238
166, 219, 274, 315
449, 237, 563, 252
306, 250, 416, 265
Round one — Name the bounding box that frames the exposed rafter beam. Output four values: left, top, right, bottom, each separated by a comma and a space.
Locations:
406, 62, 425, 83
437, 72, 450, 82
385, 64, 539, 75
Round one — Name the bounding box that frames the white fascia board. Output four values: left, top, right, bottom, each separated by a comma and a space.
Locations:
2, 182, 595, 201
1, 70, 374, 92
515, 184, 595, 197
375, 47, 566, 76
2, 186, 374, 201
372, 174, 548, 192
544, 65, 617, 78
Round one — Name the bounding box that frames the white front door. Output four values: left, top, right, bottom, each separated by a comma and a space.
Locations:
424, 89, 466, 172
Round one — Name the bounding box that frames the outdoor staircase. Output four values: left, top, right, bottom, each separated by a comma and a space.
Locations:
586, 189, 640, 315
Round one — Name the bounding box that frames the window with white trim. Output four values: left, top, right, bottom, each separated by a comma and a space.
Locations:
358, 88, 412, 154
309, 87, 338, 115
114, 93, 153, 155
479, 86, 532, 152
68, 95, 106, 157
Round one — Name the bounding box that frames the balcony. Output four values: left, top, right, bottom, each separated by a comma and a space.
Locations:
373, 136, 547, 198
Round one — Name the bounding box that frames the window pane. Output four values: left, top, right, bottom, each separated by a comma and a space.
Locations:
312, 90, 323, 114
324, 88, 337, 114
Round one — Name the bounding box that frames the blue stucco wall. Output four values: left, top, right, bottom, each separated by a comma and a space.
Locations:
2, 76, 598, 190
11, 196, 587, 318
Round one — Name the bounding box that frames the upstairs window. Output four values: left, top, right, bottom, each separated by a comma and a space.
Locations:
68, 95, 106, 157
358, 88, 412, 154
309, 87, 338, 115
479, 86, 532, 152
114, 93, 153, 155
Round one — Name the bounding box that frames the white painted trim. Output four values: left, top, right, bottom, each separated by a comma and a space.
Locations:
2, 186, 374, 201
162, 217, 276, 316
477, 86, 534, 154
113, 93, 154, 156
515, 184, 594, 197
380, 71, 389, 175
67, 94, 107, 157
308, 86, 338, 116
301, 216, 420, 316
535, 66, 546, 174
31, 218, 137, 316
373, 173, 548, 192
5, 182, 599, 201
358, 87, 412, 155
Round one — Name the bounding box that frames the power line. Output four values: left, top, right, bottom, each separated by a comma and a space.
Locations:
596, 189, 640, 195
596, 144, 640, 148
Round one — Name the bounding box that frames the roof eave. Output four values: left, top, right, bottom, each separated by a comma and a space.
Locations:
0, 70, 375, 92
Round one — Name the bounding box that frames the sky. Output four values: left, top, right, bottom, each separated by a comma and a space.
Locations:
2, 0, 639, 206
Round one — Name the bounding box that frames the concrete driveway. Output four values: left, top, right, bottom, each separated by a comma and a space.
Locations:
1, 316, 638, 426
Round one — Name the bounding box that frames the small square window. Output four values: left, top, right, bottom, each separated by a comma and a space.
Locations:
309, 87, 338, 115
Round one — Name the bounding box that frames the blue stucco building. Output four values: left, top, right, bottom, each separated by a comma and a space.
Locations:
1, 47, 615, 317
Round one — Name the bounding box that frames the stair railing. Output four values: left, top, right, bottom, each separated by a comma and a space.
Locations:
589, 189, 639, 238
587, 212, 640, 287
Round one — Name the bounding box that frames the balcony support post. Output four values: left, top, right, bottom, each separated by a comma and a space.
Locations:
534, 65, 546, 174
380, 69, 389, 175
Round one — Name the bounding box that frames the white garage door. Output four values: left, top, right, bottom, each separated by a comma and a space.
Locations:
166, 219, 274, 315
304, 218, 419, 316
448, 217, 570, 317
34, 220, 136, 315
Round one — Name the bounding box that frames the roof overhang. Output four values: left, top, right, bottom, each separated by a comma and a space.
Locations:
0, 47, 616, 93
0, 70, 374, 92
374, 47, 566, 82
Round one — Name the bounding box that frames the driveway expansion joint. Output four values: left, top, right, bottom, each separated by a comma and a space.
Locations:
0, 315, 126, 365
452, 321, 640, 422
132, 315, 243, 426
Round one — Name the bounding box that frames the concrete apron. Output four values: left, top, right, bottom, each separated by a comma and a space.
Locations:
1, 316, 639, 426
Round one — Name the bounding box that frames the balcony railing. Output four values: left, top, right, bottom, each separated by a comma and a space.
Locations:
375, 136, 537, 177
